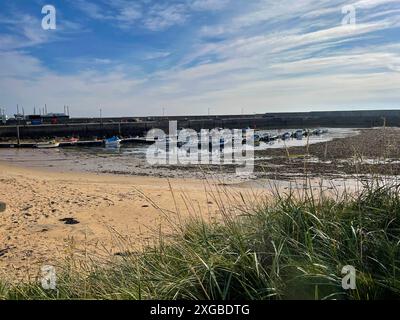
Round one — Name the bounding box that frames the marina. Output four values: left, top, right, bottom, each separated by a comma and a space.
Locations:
0, 128, 357, 180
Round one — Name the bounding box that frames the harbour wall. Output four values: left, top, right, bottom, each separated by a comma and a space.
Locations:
0, 110, 399, 139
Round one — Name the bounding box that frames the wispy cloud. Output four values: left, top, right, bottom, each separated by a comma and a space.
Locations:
73, 0, 109, 20
143, 51, 172, 60
72, 0, 142, 28
144, 3, 188, 31
0, 13, 51, 50
190, 0, 231, 11
353, 0, 400, 9
72, 0, 232, 31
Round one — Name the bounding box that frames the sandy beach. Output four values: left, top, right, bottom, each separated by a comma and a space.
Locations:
0, 161, 267, 281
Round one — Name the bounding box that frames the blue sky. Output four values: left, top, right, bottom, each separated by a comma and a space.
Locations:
0, 0, 399, 117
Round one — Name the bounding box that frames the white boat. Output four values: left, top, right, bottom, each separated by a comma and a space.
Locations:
294, 130, 304, 140
36, 141, 60, 149
281, 132, 291, 140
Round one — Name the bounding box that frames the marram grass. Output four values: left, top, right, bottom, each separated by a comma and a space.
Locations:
1, 182, 399, 300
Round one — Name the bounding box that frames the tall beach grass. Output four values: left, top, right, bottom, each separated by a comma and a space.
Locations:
1, 178, 399, 300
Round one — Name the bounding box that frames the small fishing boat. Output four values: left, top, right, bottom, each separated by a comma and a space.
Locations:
313, 129, 323, 135
270, 135, 280, 141
259, 133, 270, 142
104, 136, 121, 147
36, 141, 60, 149
293, 129, 304, 140
63, 137, 79, 144
281, 132, 291, 140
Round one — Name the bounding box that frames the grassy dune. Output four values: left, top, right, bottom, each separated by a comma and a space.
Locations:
1, 180, 399, 300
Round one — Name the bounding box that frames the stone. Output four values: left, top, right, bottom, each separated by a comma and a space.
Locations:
59, 217, 80, 225
0, 201, 6, 212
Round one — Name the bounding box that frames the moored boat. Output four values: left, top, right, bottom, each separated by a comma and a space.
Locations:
36, 141, 60, 149
281, 132, 291, 140
104, 136, 121, 147
63, 137, 79, 144
293, 129, 304, 140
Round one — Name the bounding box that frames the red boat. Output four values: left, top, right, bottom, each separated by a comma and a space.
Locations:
63, 137, 79, 144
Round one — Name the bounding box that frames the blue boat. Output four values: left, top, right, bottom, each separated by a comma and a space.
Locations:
104, 136, 121, 147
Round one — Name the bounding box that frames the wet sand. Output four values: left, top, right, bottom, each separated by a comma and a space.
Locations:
0, 127, 357, 183
255, 127, 400, 179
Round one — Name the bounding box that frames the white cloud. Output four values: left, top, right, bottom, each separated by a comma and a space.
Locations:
0, 14, 51, 50
191, 0, 230, 11
72, 0, 142, 29
143, 51, 172, 60
72, 0, 232, 31
353, 0, 400, 9
73, 0, 109, 20
144, 3, 188, 31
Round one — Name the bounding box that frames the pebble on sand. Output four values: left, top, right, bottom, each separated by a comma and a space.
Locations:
59, 217, 80, 225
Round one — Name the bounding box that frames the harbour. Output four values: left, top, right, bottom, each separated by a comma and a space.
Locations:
0, 109, 398, 141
